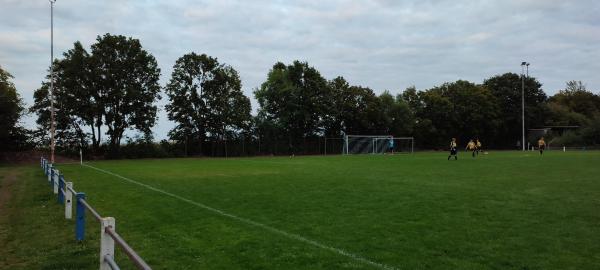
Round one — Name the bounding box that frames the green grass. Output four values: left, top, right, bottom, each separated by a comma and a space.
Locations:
0, 166, 98, 270
2, 151, 600, 269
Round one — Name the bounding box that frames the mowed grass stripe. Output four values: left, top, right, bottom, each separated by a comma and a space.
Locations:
82, 163, 398, 270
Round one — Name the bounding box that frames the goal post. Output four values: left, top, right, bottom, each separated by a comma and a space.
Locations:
343, 135, 414, 154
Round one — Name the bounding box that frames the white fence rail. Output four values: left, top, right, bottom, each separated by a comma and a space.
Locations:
40, 157, 151, 270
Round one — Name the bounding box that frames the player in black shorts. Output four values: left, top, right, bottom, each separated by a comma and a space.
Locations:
448, 138, 458, 160
466, 139, 476, 158
475, 138, 482, 155
538, 137, 546, 155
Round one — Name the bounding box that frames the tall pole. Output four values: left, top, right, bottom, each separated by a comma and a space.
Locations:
50, 0, 56, 163
520, 62, 528, 151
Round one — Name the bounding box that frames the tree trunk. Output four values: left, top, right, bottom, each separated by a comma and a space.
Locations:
90, 123, 97, 149
94, 120, 102, 155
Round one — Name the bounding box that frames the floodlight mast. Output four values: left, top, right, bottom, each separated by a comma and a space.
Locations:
49, 0, 56, 163
520, 61, 529, 151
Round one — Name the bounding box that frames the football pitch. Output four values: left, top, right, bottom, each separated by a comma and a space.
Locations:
40, 151, 600, 269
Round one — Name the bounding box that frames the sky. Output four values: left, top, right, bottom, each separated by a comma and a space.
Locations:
1, 0, 599, 140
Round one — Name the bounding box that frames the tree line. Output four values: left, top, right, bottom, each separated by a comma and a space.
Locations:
2, 33, 600, 157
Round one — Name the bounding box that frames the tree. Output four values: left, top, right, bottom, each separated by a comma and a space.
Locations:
378, 91, 414, 136
165, 53, 251, 155
0, 65, 28, 151
58, 42, 99, 151
402, 81, 500, 148
255, 61, 331, 153
545, 81, 600, 146
414, 87, 453, 147
483, 73, 547, 147
321, 76, 349, 137
580, 114, 600, 145
30, 42, 93, 153
31, 34, 162, 157
443, 81, 500, 144
90, 34, 161, 157
548, 81, 600, 120
324, 76, 382, 136
208, 66, 252, 139
30, 82, 86, 153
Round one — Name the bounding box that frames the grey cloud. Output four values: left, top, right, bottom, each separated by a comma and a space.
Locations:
1, 0, 599, 140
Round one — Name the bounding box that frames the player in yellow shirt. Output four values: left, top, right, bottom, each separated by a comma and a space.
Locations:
538, 137, 546, 155
448, 138, 458, 160
466, 139, 476, 158
475, 138, 482, 155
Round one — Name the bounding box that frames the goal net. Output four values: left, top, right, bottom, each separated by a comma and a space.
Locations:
343, 135, 414, 154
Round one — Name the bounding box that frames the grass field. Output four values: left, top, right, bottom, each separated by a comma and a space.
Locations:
2, 151, 600, 269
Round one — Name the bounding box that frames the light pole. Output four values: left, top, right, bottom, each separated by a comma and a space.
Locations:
49, 0, 56, 163
520, 61, 529, 151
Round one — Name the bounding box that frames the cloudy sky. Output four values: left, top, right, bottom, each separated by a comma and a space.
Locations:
1, 0, 599, 140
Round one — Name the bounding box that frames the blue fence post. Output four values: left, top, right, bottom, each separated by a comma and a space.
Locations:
58, 175, 65, 204
76, 193, 86, 241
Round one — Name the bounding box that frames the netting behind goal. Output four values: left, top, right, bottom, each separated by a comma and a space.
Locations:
386, 138, 415, 154
343, 135, 414, 154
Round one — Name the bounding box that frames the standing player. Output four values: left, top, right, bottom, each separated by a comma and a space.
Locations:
448, 138, 458, 160
466, 139, 476, 158
388, 138, 395, 154
538, 137, 546, 155
475, 138, 482, 155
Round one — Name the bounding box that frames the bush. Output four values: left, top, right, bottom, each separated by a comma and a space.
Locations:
120, 138, 168, 159
580, 114, 600, 145
551, 131, 585, 147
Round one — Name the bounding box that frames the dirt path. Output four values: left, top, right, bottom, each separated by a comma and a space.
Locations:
0, 169, 18, 212
1, 150, 77, 165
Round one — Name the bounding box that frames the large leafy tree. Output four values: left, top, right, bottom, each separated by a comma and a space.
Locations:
165, 53, 251, 155
402, 81, 500, 148
31, 34, 161, 157
547, 81, 600, 124
483, 73, 547, 147
31, 42, 93, 152
208, 66, 252, 138
546, 81, 600, 146
255, 61, 332, 152
31, 82, 86, 152
439, 80, 499, 145
378, 91, 414, 136
413, 87, 453, 147
324, 76, 382, 136
0, 65, 28, 151
91, 34, 161, 156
